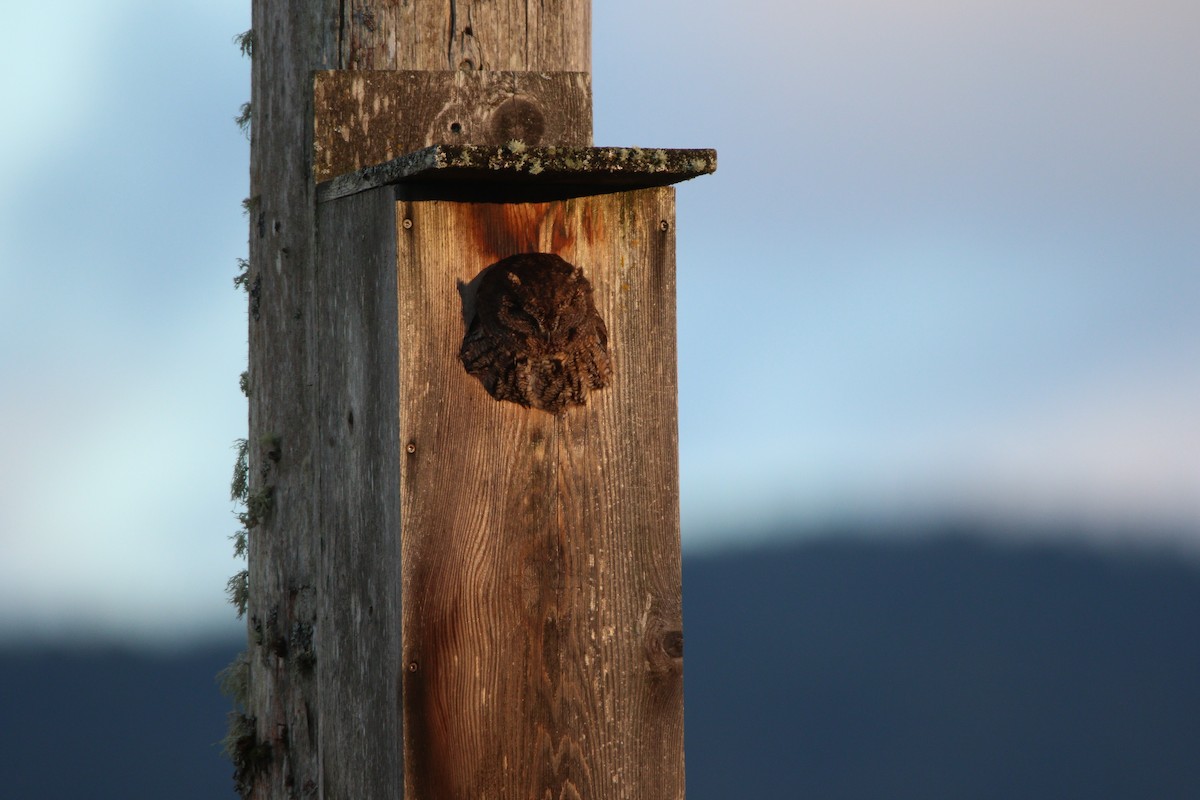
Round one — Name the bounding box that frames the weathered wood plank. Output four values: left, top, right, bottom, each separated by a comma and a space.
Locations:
272, 178, 692, 800
396, 187, 684, 800
243, 2, 337, 798
314, 185, 404, 797
317, 144, 718, 202
338, 1, 590, 72
314, 71, 593, 182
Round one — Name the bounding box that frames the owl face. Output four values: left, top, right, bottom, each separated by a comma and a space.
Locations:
460, 253, 611, 414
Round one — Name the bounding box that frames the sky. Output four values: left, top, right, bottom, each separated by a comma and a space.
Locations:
0, 0, 1197, 643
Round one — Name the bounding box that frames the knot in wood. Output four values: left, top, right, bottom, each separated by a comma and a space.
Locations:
488, 97, 546, 145
460, 253, 612, 414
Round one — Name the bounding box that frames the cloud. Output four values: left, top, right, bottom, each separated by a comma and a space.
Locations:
0, 0, 1196, 639
593, 0, 1200, 545
0, 1, 251, 639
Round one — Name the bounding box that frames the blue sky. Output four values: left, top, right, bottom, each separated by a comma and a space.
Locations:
1, 0, 1197, 642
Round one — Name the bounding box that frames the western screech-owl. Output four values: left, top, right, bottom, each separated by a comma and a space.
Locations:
459, 253, 612, 414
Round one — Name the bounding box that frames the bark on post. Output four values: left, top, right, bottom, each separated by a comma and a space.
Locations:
243, 2, 702, 798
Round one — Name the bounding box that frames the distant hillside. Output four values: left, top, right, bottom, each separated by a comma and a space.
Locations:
2, 533, 1198, 799
684, 534, 1200, 799
0, 641, 236, 800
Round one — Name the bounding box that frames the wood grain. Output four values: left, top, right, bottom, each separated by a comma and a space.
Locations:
244, 2, 334, 797
338, 1, 591, 72
314, 186, 404, 797
245, 2, 696, 799
314, 71, 593, 182
397, 187, 684, 800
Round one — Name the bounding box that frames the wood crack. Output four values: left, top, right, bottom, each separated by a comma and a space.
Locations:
447, 0, 457, 70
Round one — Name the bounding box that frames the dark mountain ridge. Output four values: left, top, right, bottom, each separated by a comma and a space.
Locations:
2, 532, 1197, 799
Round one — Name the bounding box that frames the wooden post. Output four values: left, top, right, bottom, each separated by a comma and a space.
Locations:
242, 2, 711, 799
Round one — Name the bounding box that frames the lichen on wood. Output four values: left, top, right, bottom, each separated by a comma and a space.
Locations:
317, 144, 717, 202
222, 712, 271, 798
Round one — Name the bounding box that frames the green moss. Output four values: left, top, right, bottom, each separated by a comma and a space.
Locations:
222, 712, 271, 798
230, 529, 247, 559
291, 622, 316, 673
235, 102, 252, 136
242, 487, 274, 530
230, 438, 249, 502
233, 258, 251, 292
228, 433, 275, 619
259, 433, 282, 463
233, 29, 255, 59
221, 712, 254, 759
217, 650, 251, 709
227, 570, 250, 619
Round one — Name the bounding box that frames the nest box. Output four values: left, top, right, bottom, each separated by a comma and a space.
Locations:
310, 69, 714, 800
